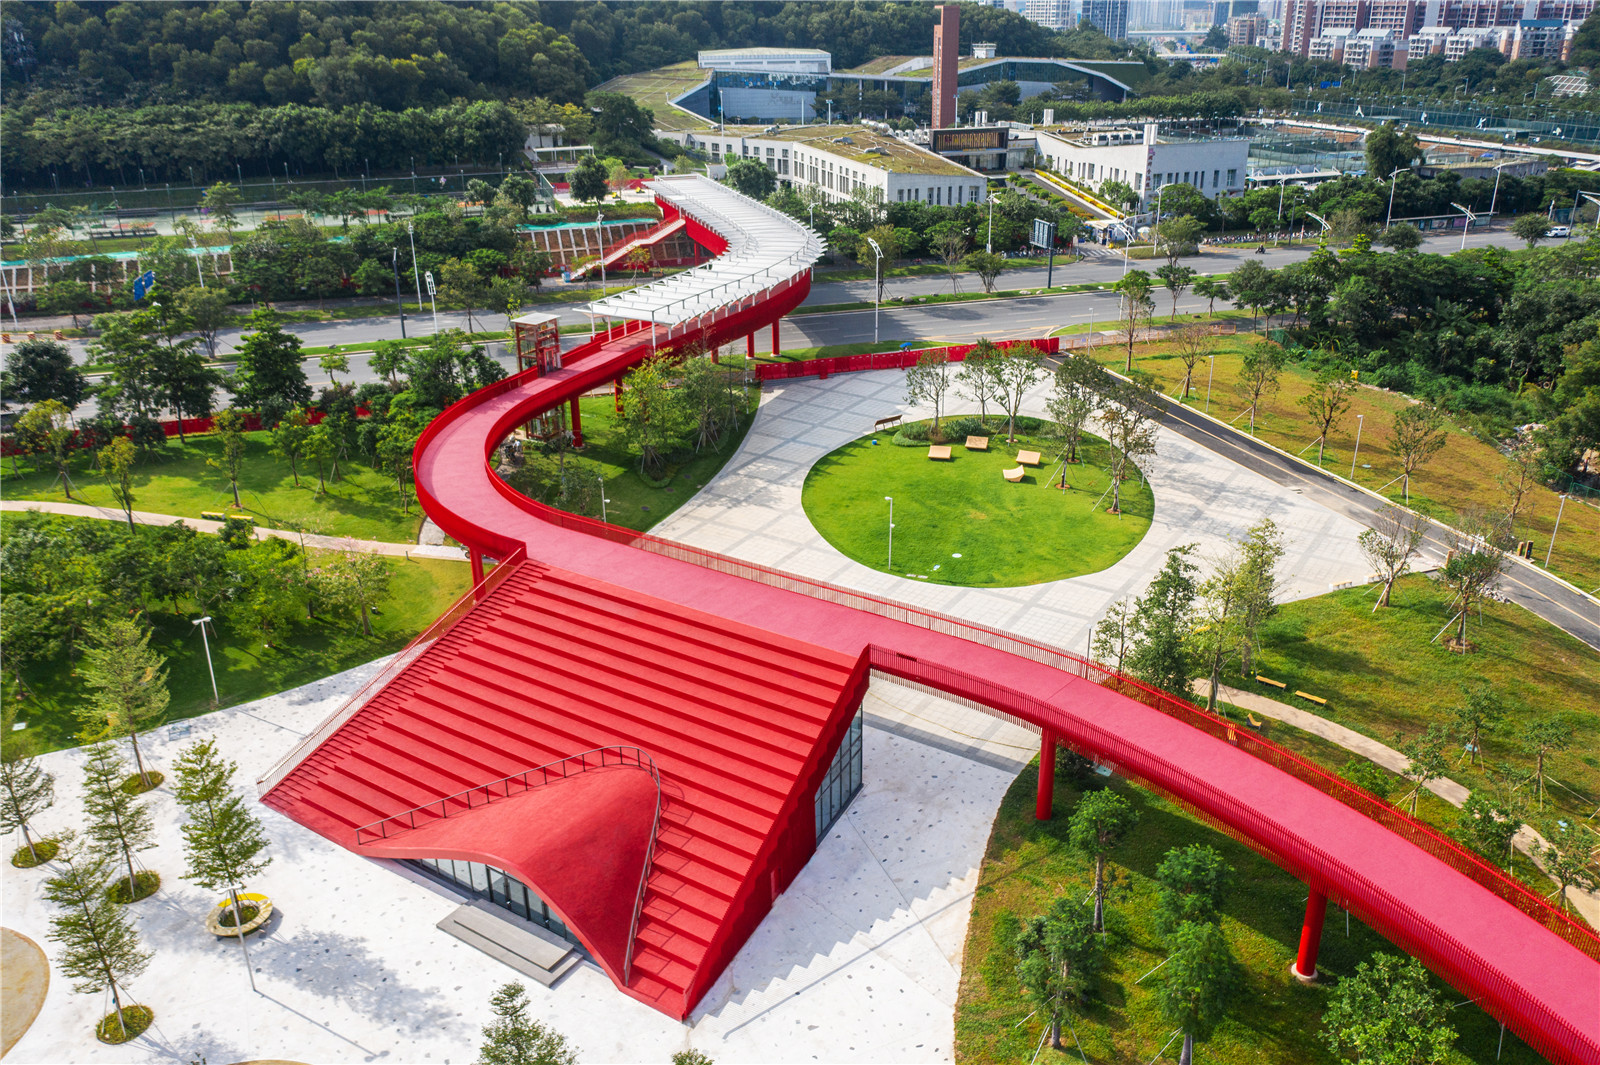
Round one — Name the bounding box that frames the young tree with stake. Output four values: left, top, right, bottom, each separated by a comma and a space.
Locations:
96, 436, 139, 533
209, 408, 249, 509
1089, 599, 1135, 673
17, 400, 78, 498
0, 752, 56, 865
1155, 263, 1197, 319
1153, 845, 1231, 937
955, 339, 1001, 428
1170, 322, 1215, 402
1396, 725, 1451, 816
1534, 820, 1599, 915
1520, 719, 1574, 811
1496, 438, 1543, 534
80, 740, 158, 903
1113, 269, 1155, 372
1098, 374, 1162, 515
1068, 788, 1139, 931
1234, 341, 1284, 435
478, 982, 579, 1065
44, 832, 154, 1042
1438, 526, 1507, 651
1297, 369, 1355, 467
1388, 404, 1449, 505
992, 343, 1046, 442
1450, 684, 1505, 767
1156, 921, 1238, 1065
1125, 545, 1200, 698
270, 408, 313, 488
904, 349, 954, 437
1359, 506, 1427, 609
1323, 953, 1456, 1065
174, 738, 273, 988
1013, 896, 1102, 1051
77, 618, 170, 790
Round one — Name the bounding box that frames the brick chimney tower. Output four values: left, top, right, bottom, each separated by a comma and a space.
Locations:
932, 4, 959, 130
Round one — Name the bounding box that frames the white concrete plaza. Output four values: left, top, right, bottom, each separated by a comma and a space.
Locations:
654, 368, 1378, 652
2, 661, 1034, 1065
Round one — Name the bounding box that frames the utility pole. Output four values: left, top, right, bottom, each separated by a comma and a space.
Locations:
391, 248, 407, 338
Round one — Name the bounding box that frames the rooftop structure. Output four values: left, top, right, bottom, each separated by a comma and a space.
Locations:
1035, 121, 1251, 205
698, 47, 831, 74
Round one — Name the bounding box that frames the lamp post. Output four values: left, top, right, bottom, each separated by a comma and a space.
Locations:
1384, 166, 1404, 230
599, 476, 610, 524
1349, 413, 1363, 479
1545, 495, 1568, 566
1450, 201, 1476, 250
884, 495, 895, 571
192, 616, 219, 705
1488, 159, 1513, 219
986, 193, 994, 254
391, 248, 407, 338
1205, 354, 1215, 413
188, 234, 204, 288
406, 221, 424, 326
867, 236, 883, 344
596, 208, 608, 332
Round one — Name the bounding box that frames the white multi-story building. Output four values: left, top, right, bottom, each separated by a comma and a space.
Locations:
1023, 0, 1076, 30
696, 49, 832, 75
1033, 123, 1250, 206
658, 124, 990, 209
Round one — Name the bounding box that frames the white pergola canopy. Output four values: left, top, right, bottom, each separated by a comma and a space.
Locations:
588, 174, 823, 327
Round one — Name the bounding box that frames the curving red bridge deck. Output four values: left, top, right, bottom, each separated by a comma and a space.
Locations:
261, 183, 1600, 1061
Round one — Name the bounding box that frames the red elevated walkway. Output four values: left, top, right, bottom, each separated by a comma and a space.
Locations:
260, 180, 1600, 1063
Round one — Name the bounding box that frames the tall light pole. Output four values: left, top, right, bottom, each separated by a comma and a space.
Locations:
986, 193, 994, 254
1450, 201, 1476, 250
391, 248, 407, 338
188, 233, 204, 288
1545, 495, 1568, 566
1349, 413, 1364, 479
883, 495, 895, 571
1488, 159, 1512, 219
596, 208, 608, 332
407, 220, 424, 323
1205, 354, 1215, 413
1384, 166, 1404, 230
192, 616, 219, 705
867, 236, 883, 344
599, 476, 610, 524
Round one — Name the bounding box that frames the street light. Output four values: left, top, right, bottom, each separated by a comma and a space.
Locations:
1488, 159, 1514, 219
188, 233, 204, 288
391, 248, 407, 338
1205, 354, 1215, 414
1384, 166, 1405, 230
406, 221, 424, 328
1449, 202, 1476, 250
192, 616, 219, 705
986, 193, 994, 254
866, 236, 884, 344
1349, 413, 1364, 479
883, 495, 895, 571
599, 476, 611, 523
1545, 495, 1569, 567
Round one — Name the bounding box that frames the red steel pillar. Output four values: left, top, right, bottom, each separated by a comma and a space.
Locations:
469, 548, 485, 587
1035, 729, 1057, 820
1293, 889, 1328, 982
747, 332, 755, 357
569, 396, 584, 448
772, 318, 780, 356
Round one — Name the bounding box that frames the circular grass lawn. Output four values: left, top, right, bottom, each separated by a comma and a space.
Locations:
802, 426, 1153, 587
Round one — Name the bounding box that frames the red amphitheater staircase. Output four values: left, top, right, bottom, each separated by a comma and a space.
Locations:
566, 216, 690, 279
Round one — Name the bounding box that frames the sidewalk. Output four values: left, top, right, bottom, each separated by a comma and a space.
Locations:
0, 500, 468, 562
1199, 680, 1600, 927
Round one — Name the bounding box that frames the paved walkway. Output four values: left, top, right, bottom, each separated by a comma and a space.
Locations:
0, 501, 468, 561
1, 928, 48, 1058
1203, 680, 1600, 926
653, 369, 1387, 656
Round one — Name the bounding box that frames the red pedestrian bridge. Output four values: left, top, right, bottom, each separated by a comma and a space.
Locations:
260, 176, 1600, 1062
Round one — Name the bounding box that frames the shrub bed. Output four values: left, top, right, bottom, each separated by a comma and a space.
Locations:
96, 1005, 153, 1044
106, 870, 161, 904
10, 839, 59, 868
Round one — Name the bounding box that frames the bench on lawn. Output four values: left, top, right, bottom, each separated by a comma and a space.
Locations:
1247, 711, 1265, 729
1294, 690, 1327, 706
1016, 449, 1042, 466
1003, 466, 1025, 482
875, 414, 903, 433
927, 445, 952, 461
966, 436, 989, 451
200, 512, 226, 522
1255, 675, 1287, 690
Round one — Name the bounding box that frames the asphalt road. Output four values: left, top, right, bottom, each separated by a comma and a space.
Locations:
1150, 394, 1600, 652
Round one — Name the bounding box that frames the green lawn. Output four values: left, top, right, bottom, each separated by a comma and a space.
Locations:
2, 429, 424, 543
801, 425, 1152, 587
1225, 574, 1600, 827
956, 766, 1544, 1064
503, 387, 759, 533
3, 543, 473, 758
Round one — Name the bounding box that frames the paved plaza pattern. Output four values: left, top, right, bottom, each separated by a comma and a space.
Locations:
654, 369, 1384, 653
1, 662, 1032, 1064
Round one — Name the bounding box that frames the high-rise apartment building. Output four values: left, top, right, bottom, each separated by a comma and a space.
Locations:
933, 4, 959, 129
1023, 0, 1076, 30
1084, 0, 1131, 38
1282, 0, 1595, 57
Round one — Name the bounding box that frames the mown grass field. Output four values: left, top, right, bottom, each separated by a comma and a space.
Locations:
802, 426, 1151, 587
1089, 334, 1600, 592
2, 429, 424, 543
955, 765, 1547, 1064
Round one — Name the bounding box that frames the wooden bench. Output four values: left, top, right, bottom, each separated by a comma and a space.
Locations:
1247, 711, 1265, 729
965, 435, 989, 451
927, 445, 952, 461
1255, 675, 1287, 690
874, 414, 903, 433
200, 511, 226, 522
1003, 466, 1025, 482
1294, 690, 1327, 706
1016, 449, 1042, 466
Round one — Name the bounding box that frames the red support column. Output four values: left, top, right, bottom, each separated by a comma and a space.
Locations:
569, 396, 584, 448
1293, 888, 1328, 983
772, 318, 780, 356
746, 332, 755, 357
1035, 729, 1057, 820
613, 378, 623, 413
469, 548, 485, 588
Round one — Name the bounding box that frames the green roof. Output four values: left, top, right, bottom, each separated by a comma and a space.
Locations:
741, 124, 979, 177
841, 55, 930, 75
595, 61, 714, 131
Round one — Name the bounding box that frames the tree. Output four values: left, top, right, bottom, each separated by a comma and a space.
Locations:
44, 833, 153, 1040
477, 982, 578, 1065
1098, 374, 1162, 515
1156, 216, 1205, 268
1388, 404, 1448, 505
569, 154, 609, 204
1520, 719, 1574, 811
231, 312, 310, 426
1297, 369, 1355, 467
18, 399, 79, 497
0, 753, 56, 864
1157, 921, 1238, 1065
0, 338, 90, 411
174, 738, 272, 987
1455, 791, 1521, 871
1510, 213, 1551, 249
1014, 897, 1102, 1050
202, 181, 241, 237
209, 408, 249, 509
1170, 322, 1215, 402
77, 619, 169, 789
620, 357, 682, 479
1233, 518, 1283, 679
724, 158, 776, 200
1450, 684, 1504, 767
1379, 223, 1423, 251
96, 436, 139, 533
904, 349, 955, 437
1153, 845, 1231, 937
1534, 819, 1599, 915
1068, 789, 1138, 931
1496, 439, 1543, 535
992, 343, 1046, 442
270, 408, 313, 488
1359, 506, 1427, 609
1364, 124, 1420, 183
332, 543, 392, 637
1323, 953, 1456, 1065
1126, 545, 1199, 698
148, 302, 220, 442
929, 224, 969, 294
80, 741, 157, 902
1396, 725, 1450, 815
438, 257, 491, 333
370, 339, 408, 387
319, 352, 349, 387
1155, 263, 1196, 320
1090, 599, 1135, 673
1045, 352, 1104, 471
962, 250, 1006, 294
1191, 520, 1279, 711
1112, 269, 1155, 372
177, 284, 233, 359
1192, 276, 1230, 317
1438, 529, 1506, 651
956, 340, 1001, 427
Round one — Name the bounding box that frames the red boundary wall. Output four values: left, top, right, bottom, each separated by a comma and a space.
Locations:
753, 337, 1061, 382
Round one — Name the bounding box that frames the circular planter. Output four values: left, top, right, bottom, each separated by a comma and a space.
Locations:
96, 1004, 153, 1044
206, 894, 273, 938
10, 839, 59, 868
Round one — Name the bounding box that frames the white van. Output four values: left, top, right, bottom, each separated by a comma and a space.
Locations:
1547, 225, 1571, 238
